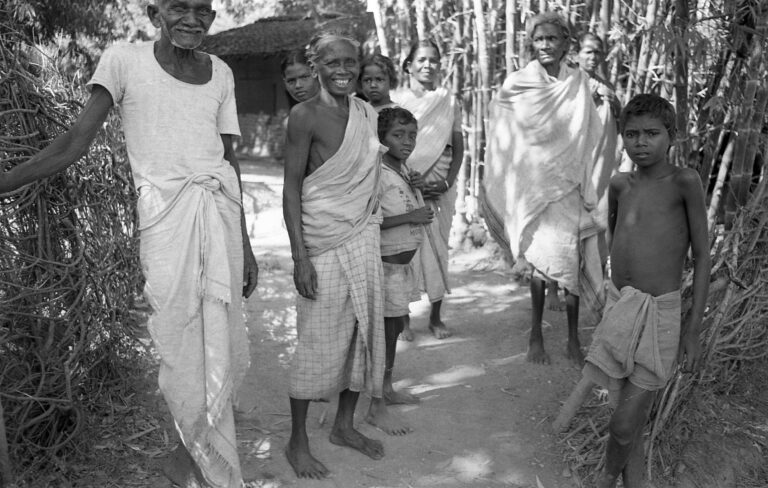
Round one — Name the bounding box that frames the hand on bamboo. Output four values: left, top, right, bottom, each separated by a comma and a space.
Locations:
679, 328, 702, 373
293, 257, 318, 300
409, 206, 434, 225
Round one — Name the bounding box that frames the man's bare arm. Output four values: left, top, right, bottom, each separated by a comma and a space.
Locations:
282, 105, 317, 299
679, 168, 711, 372
0, 86, 113, 193
606, 175, 620, 247
221, 134, 259, 298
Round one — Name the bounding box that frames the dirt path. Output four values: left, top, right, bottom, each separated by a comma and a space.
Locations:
232, 159, 585, 488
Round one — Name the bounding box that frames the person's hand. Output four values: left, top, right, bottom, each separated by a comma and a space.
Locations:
293, 257, 318, 299
423, 179, 449, 199
599, 86, 618, 106
408, 171, 427, 192
242, 246, 259, 298
679, 327, 702, 374
409, 206, 434, 225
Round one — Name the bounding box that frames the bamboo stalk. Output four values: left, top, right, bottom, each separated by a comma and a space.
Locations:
368, 0, 390, 56
506, 0, 518, 74
735, 87, 768, 205
553, 376, 595, 433
0, 398, 12, 487
415, 0, 427, 40
723, 80, 758, 228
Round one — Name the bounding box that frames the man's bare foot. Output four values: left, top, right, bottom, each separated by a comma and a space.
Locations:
545, 293, 566, 311
398, 324, 414, 341
365, 399, 412, 435
526, 341, 551, 364
429, 321, 452, 339
285, 442, 329, 479
329, 425, 385, 459
566, 341, 585, 367
162, 444, 205, 487
384, 388, 420, 405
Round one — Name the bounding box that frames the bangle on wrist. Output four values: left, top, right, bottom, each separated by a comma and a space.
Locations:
444, 180, 450, 191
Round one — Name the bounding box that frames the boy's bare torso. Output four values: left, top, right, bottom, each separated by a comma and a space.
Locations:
610, 167, 690, 296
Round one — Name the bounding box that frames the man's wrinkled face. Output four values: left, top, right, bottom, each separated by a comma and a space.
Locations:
149, 0, 216, 50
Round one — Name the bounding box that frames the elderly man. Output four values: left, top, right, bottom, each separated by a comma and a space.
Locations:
0, 1, 258, 486
481, 12, 604, 367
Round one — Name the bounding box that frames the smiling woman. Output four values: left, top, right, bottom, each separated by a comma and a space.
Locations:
306, 33, 361, 97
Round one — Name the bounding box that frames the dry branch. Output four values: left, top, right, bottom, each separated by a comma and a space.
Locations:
0, 15, 143, 481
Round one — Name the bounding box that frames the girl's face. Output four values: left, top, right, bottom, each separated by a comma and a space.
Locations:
578, 39, 604, 74
383, 120, 418, 162
408, 46, 441, 87
360, 64, 391, 106
283, 63, 319, 102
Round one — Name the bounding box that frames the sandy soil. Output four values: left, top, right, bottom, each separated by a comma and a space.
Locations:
229, 158, 586, 488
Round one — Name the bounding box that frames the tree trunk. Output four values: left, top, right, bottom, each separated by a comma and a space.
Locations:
506, 0, 518, 73
599, 0, 611, 40
0, 399, 12, 487
634, 0, 658, 97
367, 0, 390, 56
395, 0, 414, 64
415, 0, 427, 41
723, 80, 758, 228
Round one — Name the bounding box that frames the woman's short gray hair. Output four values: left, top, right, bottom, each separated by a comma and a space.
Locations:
524, 12, 571, 61
306, 33, 361, 66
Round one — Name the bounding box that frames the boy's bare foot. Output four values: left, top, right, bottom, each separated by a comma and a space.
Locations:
429, 320, 452, 339
384, 388, 420, 405
566, 341, 585, 367
285, 441, 329, 479
365, 400, 412, 436
398, 324, 414, 341
162, 444, 205, 487
526, 341, 551, 364
329, 425, 385, 459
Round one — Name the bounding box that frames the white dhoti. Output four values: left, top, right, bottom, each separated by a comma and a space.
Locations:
140, 170, 249, 488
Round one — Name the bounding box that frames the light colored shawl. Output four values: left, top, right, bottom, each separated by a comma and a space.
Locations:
481, 60, 605, 323
140, 168, 248, 488
301, 96, 385, 256
392, 86, 455, 179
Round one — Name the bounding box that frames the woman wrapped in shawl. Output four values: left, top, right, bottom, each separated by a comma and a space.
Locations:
392, 40, 464, 340
481, 13, 605, 366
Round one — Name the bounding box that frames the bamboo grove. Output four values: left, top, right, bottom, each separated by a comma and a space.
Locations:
369, 0, 767, 231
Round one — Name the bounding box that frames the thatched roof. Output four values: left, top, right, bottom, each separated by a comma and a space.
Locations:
201, 13, 375, 58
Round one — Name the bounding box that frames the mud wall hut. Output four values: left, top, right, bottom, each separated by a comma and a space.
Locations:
201, 13, 375, 159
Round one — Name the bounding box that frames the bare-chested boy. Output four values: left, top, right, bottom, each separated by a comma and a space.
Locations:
282, 34, 389, 479
582, 94, 710, 488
